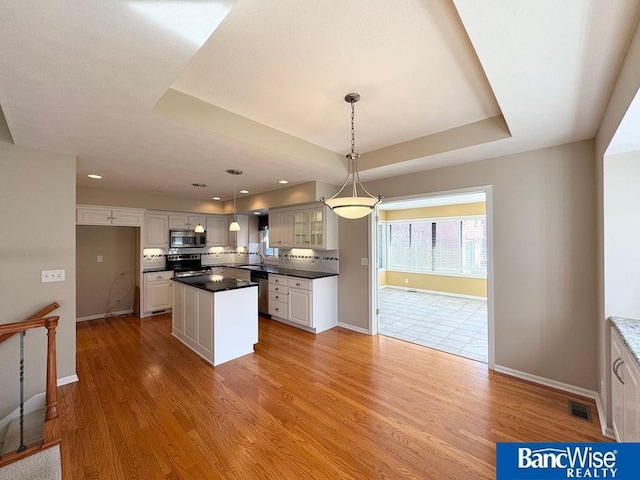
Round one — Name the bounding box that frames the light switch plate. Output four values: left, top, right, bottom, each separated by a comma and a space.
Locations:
41, 269, 65, 283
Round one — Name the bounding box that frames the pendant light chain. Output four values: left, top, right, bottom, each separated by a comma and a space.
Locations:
351, 100, 356, 156
233, 172, 237, 222
318, 93, 382, 219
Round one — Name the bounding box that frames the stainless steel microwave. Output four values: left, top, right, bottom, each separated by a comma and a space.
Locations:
170, 229, 206, 248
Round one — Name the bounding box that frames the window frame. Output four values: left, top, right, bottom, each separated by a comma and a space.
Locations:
383, 214, 487, 279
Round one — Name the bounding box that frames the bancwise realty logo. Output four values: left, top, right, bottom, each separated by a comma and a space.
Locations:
497, 443, 640, 479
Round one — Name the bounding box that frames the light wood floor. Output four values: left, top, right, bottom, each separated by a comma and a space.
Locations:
59, 314, 607, 479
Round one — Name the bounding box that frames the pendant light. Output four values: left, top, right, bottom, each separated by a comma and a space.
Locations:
320, 93, 383, 219
192, 183, 206, 233
227, 169, 242, 231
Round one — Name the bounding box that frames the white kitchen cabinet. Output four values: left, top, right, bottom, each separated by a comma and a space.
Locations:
612, 329, 625, 441
206, 215, 229, 246
172, 281, 258, 366
144, 213, 169, 248
169, 214, 206, 230
611, 327, 640, 441
270, 205, 337, 250
269, 211, 294, 248
173, 282, 184, 333
228, 215, 249, 247
143, 271, 173, 316
293, 210, 310, 248
76, 205, 143, 226
624, 349, 640, 441
269, 274, 337, 333
288, 283, 311, 327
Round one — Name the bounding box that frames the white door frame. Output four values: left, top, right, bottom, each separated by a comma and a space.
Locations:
368, 185, 495, 369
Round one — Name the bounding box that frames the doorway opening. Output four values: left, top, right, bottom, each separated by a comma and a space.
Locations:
371, 189, 493, 365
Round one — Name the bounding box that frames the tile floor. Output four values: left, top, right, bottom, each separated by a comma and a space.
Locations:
378, 287, 488, 363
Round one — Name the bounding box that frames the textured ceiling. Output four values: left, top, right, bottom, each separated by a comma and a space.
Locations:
1, 0, 639, 202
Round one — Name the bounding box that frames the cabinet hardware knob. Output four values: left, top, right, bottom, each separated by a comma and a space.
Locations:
296, 283, 301, 286
275, 308, 279, 311
157, 276, 162, 279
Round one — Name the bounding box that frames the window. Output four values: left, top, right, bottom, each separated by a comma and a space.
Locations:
377, 222, 387, 269
385, 216, 486, 277
261, 228, 278, 257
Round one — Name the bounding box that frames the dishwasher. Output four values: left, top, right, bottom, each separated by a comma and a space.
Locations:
250, 269, 269, 315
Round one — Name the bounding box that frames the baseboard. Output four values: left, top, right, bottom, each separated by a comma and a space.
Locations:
337, 322, 370, 334
57, 374, 78, 387
76, 309, 133, 322
494, 365, 615, 439
381, 285, 486, 301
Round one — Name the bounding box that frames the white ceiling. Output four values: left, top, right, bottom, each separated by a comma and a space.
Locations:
1, 0, 639, 202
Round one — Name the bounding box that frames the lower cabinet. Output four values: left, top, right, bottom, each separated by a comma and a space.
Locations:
172, 281, 258, 366
143, 271, 173, 316
268, 274, 337, 333
611, 327, 640, 441
172, 282, 214, 360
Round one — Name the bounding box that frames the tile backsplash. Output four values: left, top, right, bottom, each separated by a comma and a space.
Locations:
143, 246, 339, 273
278, 249, 339, 273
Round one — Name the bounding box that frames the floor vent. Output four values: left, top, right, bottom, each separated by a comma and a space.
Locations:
568, 400, 592, 422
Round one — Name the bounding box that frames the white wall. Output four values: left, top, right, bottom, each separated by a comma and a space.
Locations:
339, 140, 598, 390
604, 151, 640, 319
0, 113, 77, 420
595, 19, 640, 432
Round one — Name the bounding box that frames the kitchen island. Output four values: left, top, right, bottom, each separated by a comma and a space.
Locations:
171, 274, 258, 366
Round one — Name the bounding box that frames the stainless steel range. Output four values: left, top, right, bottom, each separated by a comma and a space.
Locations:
167, 254, 212, 277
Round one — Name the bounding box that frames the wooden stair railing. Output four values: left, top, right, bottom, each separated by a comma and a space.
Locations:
0, 302, 60, 344
0, 303, 60, 468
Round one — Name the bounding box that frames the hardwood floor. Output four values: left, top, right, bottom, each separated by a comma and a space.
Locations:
59, 314, 607, 479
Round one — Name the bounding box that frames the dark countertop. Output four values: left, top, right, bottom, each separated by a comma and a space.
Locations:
143, 267, 171, 273
171, 274, 258, 293
218, 263, 338, 280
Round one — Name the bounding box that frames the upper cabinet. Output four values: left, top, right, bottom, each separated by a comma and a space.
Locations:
76, 205, 143, 226
228, 215, 249, 248
144, 213, 169, 248
169, 214, 206, 230
206, 216, 229, 246
270, 205, 337, 250
269, 211, 294, 248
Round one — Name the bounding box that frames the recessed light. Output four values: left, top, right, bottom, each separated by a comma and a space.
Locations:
278, 179, 289, 184
88, 174, 102, 179
211, 196, 221, 201
253, 211, 261, 215
240, 189, 249, 194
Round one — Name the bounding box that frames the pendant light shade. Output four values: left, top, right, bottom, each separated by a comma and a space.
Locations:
193, 183, 206, 232
320, 93, 382, 219
227, 169, 242, 232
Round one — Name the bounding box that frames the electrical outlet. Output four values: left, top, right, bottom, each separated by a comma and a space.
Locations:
97, 255, 103, 262
41, 269, 65, 283
404, 278, 409, 284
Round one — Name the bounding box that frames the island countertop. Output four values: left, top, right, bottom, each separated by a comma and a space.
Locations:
171, 274, 257, 293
